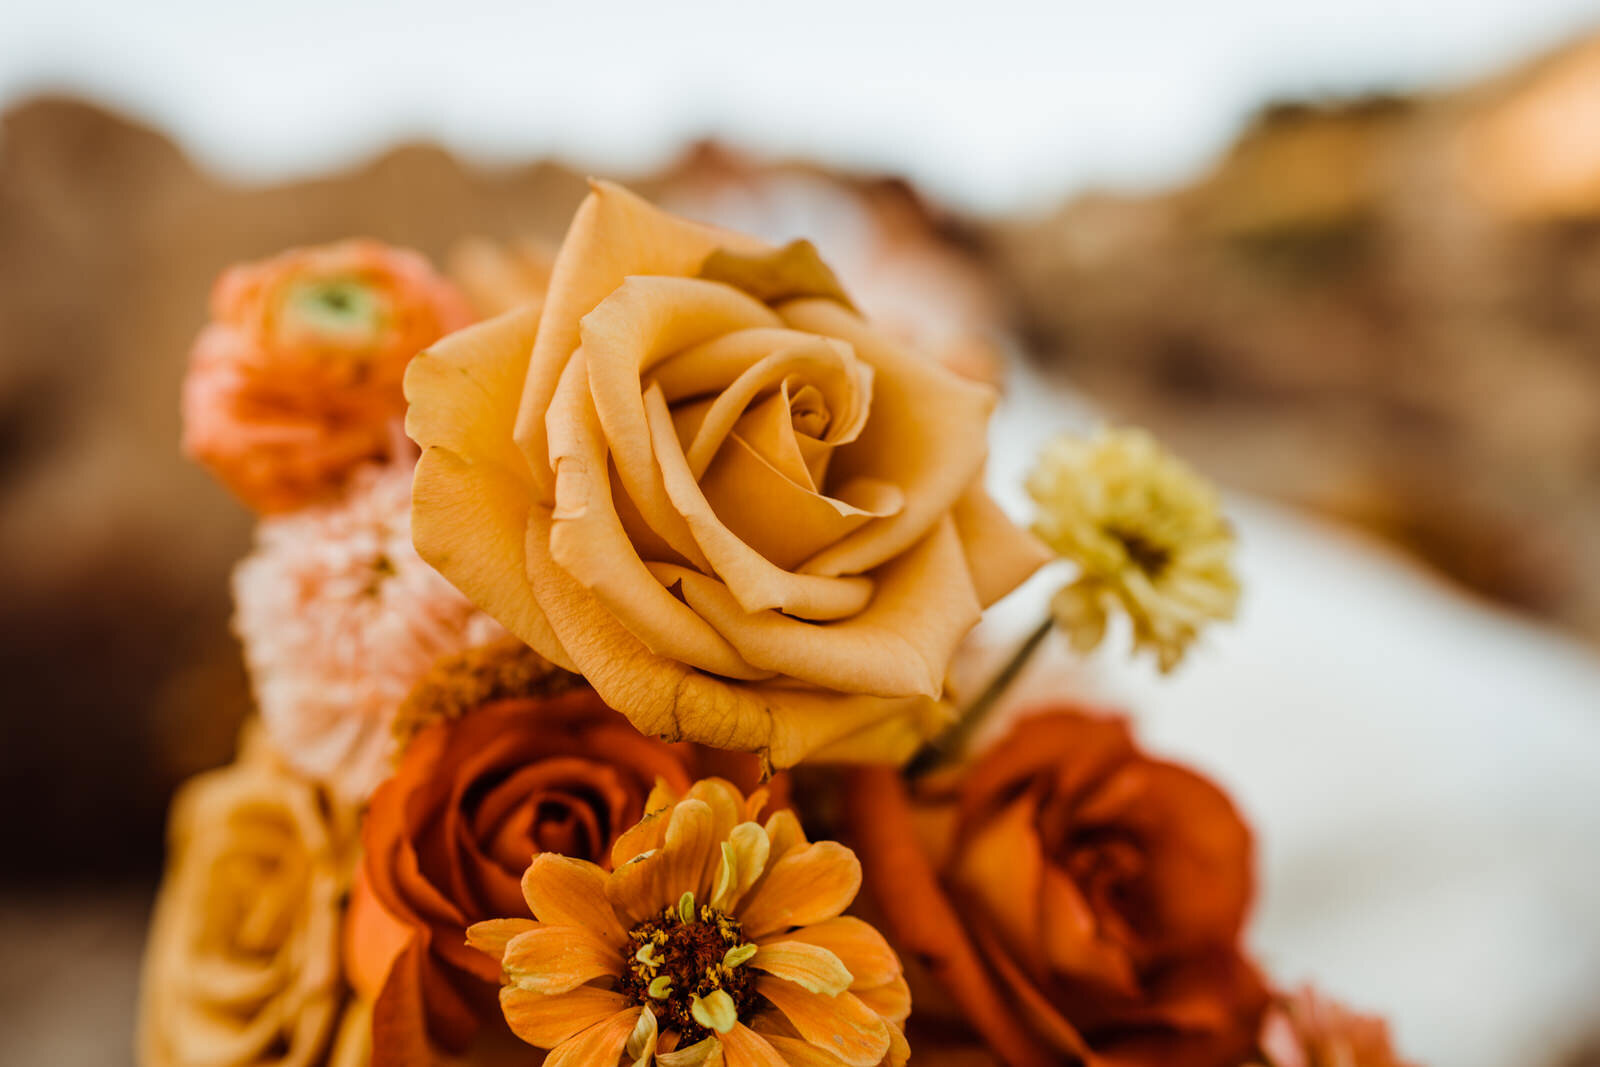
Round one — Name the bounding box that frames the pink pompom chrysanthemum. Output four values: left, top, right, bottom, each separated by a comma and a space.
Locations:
233, 462, 505, 802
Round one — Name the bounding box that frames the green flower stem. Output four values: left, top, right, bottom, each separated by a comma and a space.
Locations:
905, 614, 1055, 779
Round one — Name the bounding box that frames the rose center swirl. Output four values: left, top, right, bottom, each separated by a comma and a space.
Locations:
619, 892, 757, 1041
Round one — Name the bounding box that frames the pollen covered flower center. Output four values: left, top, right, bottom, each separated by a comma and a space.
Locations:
1107, 524, 1173, 578
620, 892, 756, 1041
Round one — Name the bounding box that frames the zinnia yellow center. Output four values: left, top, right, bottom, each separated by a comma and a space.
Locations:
621, 892, 756, 1040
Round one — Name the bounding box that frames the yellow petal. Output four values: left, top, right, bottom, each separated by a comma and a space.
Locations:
519, 854, 627, 948
755, 979, 891, 1067
853, 977, 912, 1025
464, 917, 539, 962
499, 985, 628, 1049
750, 941, 853, 995
543, 1006, 643, 1067
516, 180, 769, 500
718, 1023, 792, 1067
502, 925, 622, 994
780, 298, 996, 578
658, 1036, 726, 1067
736, 841, 861, 938
606, 798, 720, 925
756, 1032, 861, 1067
711, 821, 771, 913
764, 917, 901, 990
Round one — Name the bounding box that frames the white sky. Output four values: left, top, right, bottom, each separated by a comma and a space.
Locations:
4, 0, 1598, 212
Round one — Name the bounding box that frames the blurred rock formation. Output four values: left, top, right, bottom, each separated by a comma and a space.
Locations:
985, 36, 1600, 641
4, 34, 1600, 880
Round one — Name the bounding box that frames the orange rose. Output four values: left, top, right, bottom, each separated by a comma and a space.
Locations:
848, 707, 1268, 1067
344, 687, 775, 1062
183, 239, 472, 513
1254, 987, 1417, 1067
406, 181, 1048, 767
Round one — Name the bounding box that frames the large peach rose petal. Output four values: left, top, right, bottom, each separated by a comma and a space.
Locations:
526, 502, 936, 763
778, 298, 997, 578
645, 388, 878, 621
655, 516, 980, 698
951, 480, 1055, 609
517, 180, 768, 499
546, 350, 770, 681
406, 308, 575, 670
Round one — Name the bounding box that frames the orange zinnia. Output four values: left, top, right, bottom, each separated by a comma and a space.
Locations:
468, 778, 910, 1067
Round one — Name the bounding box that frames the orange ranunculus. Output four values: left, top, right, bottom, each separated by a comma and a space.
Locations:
344, 686, 777, 1064
405, 181, 1048, 769
183, 239, 472, 513
848, 707, 1268, 1067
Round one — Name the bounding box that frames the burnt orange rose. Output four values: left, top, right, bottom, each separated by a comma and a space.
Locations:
1254, 987, 1417, 1067
344, 688, 776, 1063
848, 708, 1267, 1067
183, 239, 472, 513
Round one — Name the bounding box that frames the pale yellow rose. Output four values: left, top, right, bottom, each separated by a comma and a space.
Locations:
406, 181, 1046, 766
138, 737, 357, 1067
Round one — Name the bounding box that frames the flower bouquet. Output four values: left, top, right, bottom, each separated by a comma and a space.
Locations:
140, 180, 1414, 1067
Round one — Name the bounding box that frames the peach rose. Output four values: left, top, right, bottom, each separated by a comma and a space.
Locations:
344, 686, 776, 1062
405, 181, 1048, 768
848, 708, 1268, 1067
138, 736, 362, 1067
183, 239, 472, 513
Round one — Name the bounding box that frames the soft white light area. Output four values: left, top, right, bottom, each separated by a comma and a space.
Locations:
978, 362, 1600, 1067
3, 0, 1598, 210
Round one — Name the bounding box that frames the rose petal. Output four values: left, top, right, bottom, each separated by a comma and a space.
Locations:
950, 480, 1051, 608
779, 298, 995, 578
546, 349, 770, 680
652, 516, 980, 699
516, 180, 769, 499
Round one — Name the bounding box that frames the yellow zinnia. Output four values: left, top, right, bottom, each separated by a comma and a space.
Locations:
467, 778, 910, 1066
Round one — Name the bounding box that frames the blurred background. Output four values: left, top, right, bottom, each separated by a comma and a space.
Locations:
3, 2, 1600, 1064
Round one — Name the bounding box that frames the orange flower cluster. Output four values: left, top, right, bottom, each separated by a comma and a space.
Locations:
182, 239, 472, 513
143, 190, 1418, 1067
